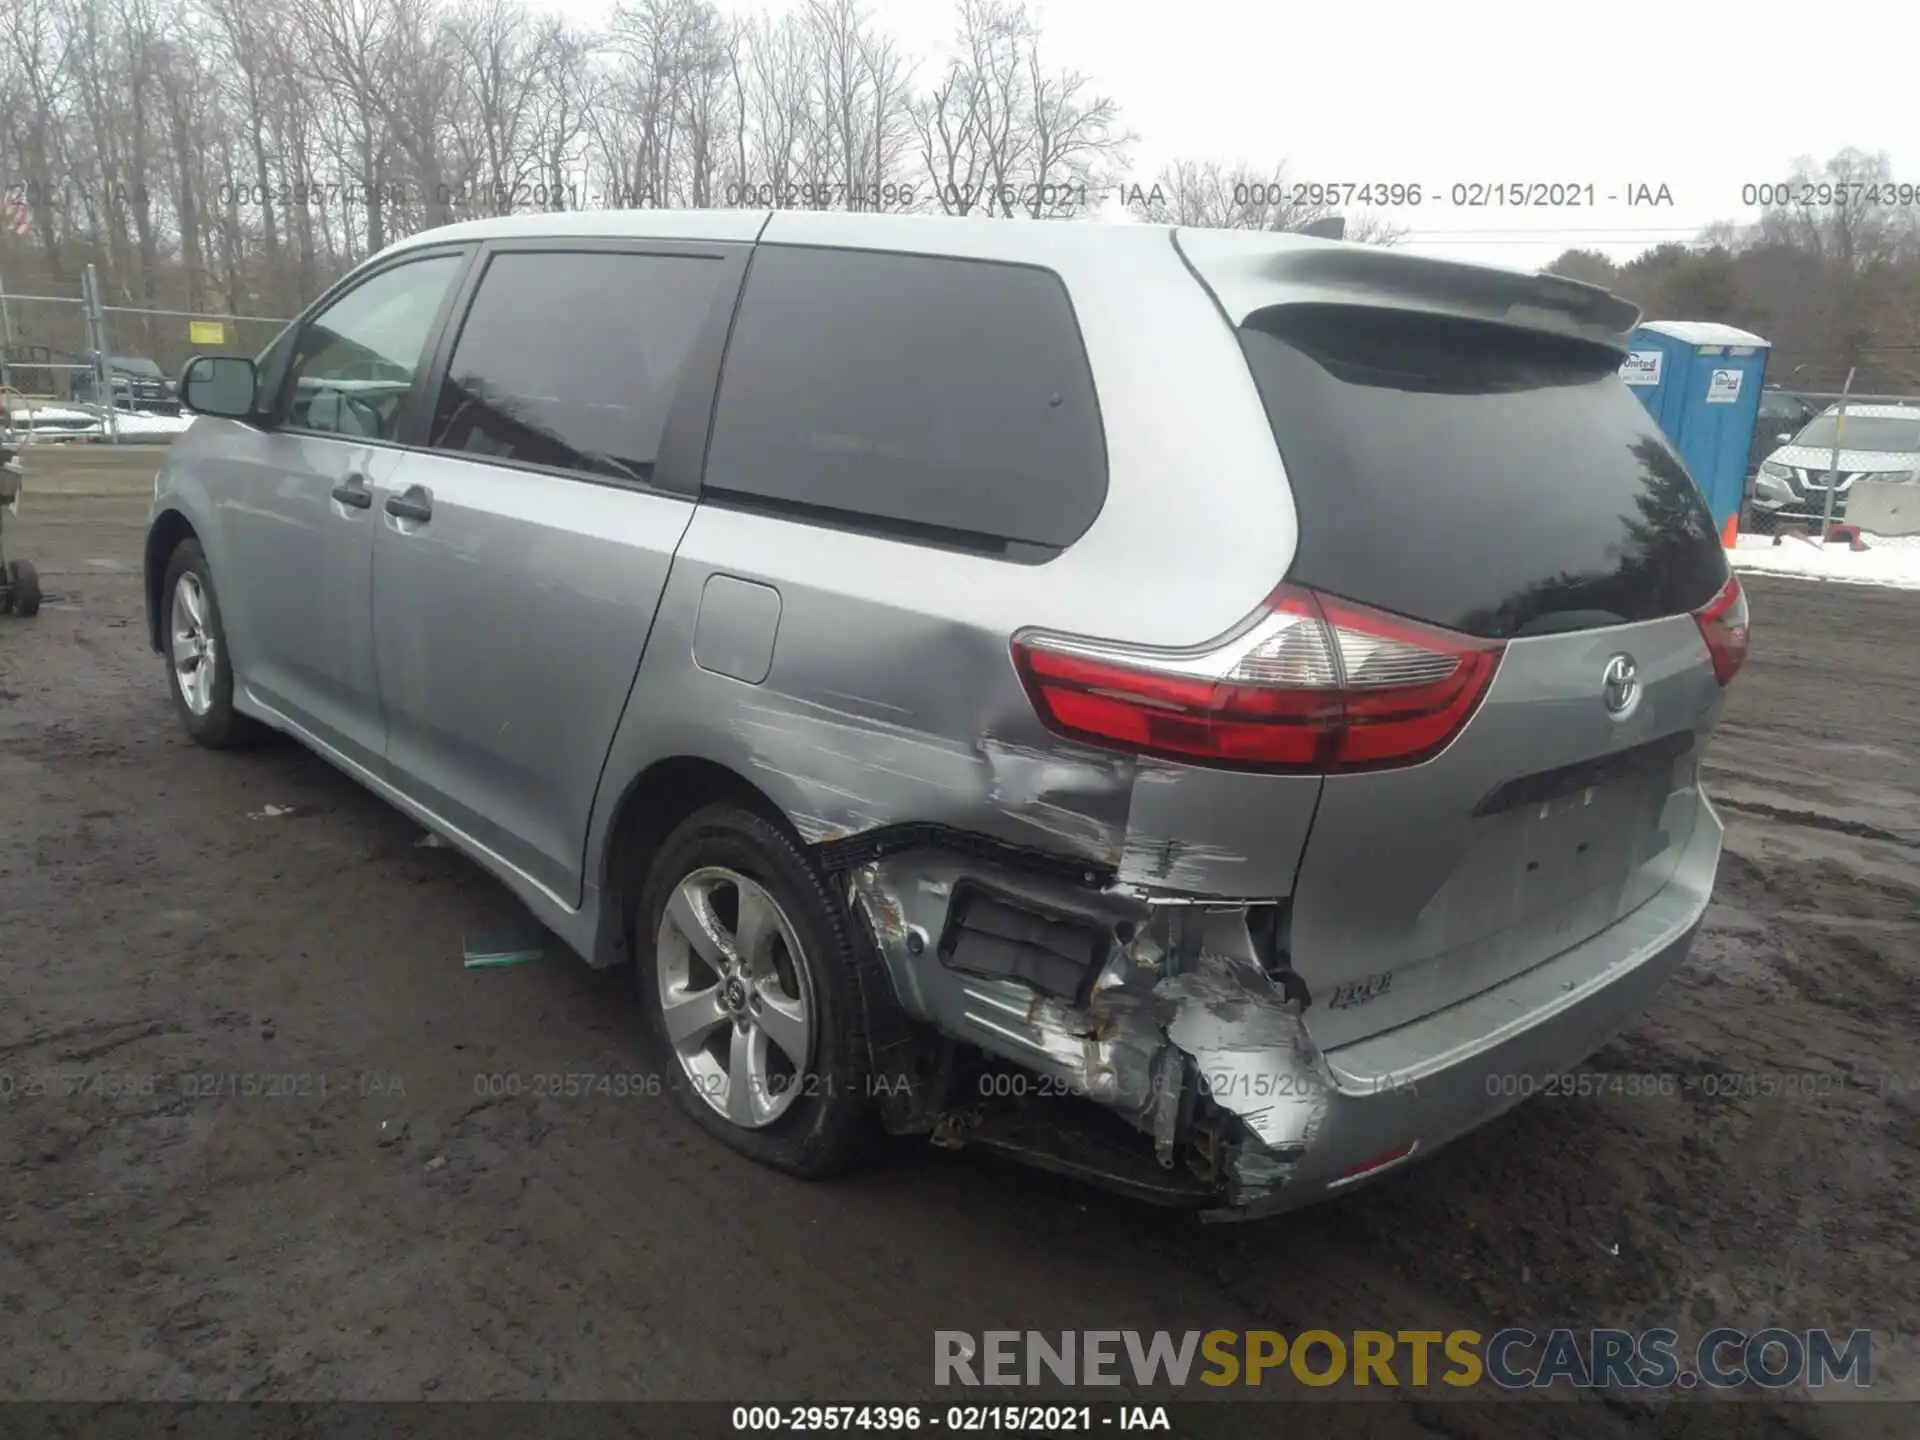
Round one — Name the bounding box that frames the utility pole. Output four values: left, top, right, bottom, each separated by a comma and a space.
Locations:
1819, 366, 1855, 543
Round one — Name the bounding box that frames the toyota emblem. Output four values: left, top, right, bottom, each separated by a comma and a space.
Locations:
1602, 654, 1640, 718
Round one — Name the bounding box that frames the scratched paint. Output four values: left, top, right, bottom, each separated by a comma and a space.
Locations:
1118, 836, 1254, 891
727, 692, 1135, 862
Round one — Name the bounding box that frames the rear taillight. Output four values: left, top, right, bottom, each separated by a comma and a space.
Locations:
1692, 572, 1749, 686
1010, 585, 1504, 773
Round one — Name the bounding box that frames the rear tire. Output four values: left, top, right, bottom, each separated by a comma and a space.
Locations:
161, 539, 264, 748
9, 560, 39, 617
635, 803, 877, 1178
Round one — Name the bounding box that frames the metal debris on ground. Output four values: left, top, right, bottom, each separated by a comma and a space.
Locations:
462, 932, 545, 969
248, 803, 303, 819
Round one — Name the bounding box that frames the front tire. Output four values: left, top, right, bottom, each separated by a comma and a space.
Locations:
161, 539, 263, 748
636, 803, 877, 1178
7, 560, 38, 617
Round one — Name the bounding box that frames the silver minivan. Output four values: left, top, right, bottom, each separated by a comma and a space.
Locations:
148, 210, 1749, 1218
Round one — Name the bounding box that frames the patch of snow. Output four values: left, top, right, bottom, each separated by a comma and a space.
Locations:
110, 412, 196, 438
4, 403, 193, 441
4, 403, 102, 429
1730, 531, 1920, 591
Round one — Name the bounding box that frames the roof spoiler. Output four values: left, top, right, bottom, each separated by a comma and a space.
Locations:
1174, 229, 1642, 356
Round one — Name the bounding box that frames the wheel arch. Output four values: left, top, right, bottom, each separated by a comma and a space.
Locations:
145, 508, 199, 651
588, 754, 791, 970
598, 750, 932, 1156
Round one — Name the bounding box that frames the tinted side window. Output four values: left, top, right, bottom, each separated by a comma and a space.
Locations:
704, 245, 1106, 552
429, 250, 726, 485
284, 254, 463, 441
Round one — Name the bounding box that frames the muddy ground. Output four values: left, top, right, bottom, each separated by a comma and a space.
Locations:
1, 445, 1916, 1435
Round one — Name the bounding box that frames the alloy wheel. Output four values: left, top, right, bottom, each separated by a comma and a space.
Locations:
171, 571, 217, 716
655, 866, 817, 1129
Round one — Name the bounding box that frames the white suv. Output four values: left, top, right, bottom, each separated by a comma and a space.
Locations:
1752, 403, 1920, 523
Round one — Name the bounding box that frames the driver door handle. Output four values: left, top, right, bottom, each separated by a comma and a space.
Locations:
385, 486, 433, 523
330, 476, 372, 509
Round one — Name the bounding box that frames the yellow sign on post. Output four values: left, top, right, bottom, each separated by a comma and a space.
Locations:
188, 320, 227, 347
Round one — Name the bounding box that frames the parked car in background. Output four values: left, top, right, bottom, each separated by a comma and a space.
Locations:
148, 211, 1746, 1219
70, 352, 182, 415
1749, 389, 1820, 478
0, 391, 101, 440
1751, 403, 1920, 524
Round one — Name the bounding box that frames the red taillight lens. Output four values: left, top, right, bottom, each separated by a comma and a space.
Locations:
1010, 586, 1505, 773
1692, 572, 1749, 686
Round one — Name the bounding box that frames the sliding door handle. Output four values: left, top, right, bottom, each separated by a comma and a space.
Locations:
385, 487, 433, 523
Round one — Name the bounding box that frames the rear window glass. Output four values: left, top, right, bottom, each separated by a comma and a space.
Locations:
1238, 305, 1728, 639
702, 245, 1106, 554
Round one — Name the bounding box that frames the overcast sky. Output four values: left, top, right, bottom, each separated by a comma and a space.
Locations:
526, 0, 1918, 270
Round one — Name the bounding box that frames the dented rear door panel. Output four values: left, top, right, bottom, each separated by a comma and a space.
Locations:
601, 501, 1327, 906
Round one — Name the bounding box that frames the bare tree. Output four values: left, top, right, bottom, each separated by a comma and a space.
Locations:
526, 18, 599, 209
809, 0, 866, 204
910, 38, 987, 213
445, 0, 547, 214
1751, 149, 1918, 271
912, 0, 1128, 217
203, 0, 287, 306
599, 0, 732, 209
13, 0, 1914, 403
297, 0, 408, 251
152, 31, 211, 311
734, 10, 827, 207
1018, 29, 1128, 218
2, 0, 76, 278
114, 0, 167, 332
854, 19, 912, 209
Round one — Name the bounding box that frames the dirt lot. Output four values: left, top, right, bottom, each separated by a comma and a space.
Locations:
2, 445, 1916, 1434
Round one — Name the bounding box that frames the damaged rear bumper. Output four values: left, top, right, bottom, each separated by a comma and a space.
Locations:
843, 795, 1721, 1219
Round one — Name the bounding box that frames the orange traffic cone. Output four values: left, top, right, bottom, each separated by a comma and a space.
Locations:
1721, 513, 1739, 549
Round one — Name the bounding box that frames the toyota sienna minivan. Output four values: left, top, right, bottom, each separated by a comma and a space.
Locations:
148, 210, 1748, 1218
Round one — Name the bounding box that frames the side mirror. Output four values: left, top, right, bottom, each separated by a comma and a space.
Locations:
180, 354, 258, 420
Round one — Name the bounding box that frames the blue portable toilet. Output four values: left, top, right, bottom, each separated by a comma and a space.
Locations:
1618, 321, 1770, 537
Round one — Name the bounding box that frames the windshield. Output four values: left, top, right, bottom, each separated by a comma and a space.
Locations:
110, 356, 165, 378
1792, 413, 1920, 453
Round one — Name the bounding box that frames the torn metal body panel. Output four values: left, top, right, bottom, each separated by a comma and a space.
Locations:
842, 847, 1337, 1212
836, 781, 1721, 1217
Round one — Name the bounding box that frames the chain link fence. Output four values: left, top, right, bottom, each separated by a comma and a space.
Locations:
1, 265, 287, 444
